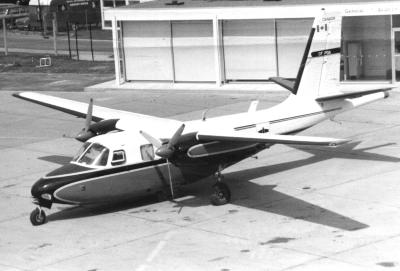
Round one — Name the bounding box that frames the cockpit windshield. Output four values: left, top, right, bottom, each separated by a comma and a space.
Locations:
72, 142, 110, 166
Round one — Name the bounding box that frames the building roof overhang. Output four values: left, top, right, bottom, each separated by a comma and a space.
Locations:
104, 0, 400, 21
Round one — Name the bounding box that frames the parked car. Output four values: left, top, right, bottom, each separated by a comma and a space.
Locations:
15, 16, 30, 30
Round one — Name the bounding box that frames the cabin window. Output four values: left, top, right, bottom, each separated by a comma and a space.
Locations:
140, 144, 155, 161
112, 150, 126, 166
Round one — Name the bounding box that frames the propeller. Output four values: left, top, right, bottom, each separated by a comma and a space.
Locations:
140, 124, 185, 159
63, 99, 119, 142
75, 98, 95, 142
139, 124, 185, 199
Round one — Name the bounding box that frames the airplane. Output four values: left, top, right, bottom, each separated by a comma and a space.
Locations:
14, 9, 393, 226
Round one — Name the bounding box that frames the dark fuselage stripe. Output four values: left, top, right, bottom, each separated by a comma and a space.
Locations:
269, 107, 341, 124
233, 107, 341, 131
42, 158, 168, 195
234, 124, 257, 131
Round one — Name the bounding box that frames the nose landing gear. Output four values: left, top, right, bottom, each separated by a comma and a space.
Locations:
30, 207, 47, 226
210, 169, 231, 206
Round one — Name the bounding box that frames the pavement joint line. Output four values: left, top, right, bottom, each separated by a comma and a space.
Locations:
311, 163, 400, 194
0, 213, 30, 224
0, 168, 51, 185
297, 233, 400, 271
312, 189, 400, 210
8, 144, 75, 157
281, 255, 369, 271
32, 228, 174, 271
0, 188, 32, 199
273, 247, 360, 271
281, 231, 400, 269
116, 208, 250, 241
0, 261, 30, 271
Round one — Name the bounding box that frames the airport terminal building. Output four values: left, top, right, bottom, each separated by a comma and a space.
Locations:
103, 0, 400, 88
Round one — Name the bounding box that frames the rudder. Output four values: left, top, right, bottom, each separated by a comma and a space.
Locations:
295, 10, 342, 99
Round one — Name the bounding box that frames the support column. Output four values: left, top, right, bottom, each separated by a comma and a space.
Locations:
112, 17, 121, 86
274, 19, 279, 77
52, 17, 57, 55
2, 17, 7, 56
213, 17, 222, 86
390, 16, 396, 84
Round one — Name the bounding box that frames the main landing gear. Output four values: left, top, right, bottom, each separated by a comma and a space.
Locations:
210, 170, 231, 206
30, 207, 47, 226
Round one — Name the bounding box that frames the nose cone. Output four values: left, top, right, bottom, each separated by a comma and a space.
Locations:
31, 163, 91, 198
31, 178, 49, 198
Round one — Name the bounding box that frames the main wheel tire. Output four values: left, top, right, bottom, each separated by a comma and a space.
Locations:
30, 208, 46, 226
210, 182, 231, 206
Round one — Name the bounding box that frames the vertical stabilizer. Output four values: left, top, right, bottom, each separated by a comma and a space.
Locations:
295, 10, 342, 98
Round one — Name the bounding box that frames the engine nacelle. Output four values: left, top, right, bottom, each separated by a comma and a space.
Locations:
75, 119, 119, 142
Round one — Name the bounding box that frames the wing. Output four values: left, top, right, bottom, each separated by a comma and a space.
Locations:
13, 92, 182, 132
315, 87, 392, 102
197, 130, 349, 147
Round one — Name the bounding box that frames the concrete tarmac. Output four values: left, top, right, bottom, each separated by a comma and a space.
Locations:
1, 89, 400, 271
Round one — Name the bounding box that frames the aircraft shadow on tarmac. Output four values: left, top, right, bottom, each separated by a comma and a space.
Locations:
38, 155, 74, 165
40, 141, 399, 230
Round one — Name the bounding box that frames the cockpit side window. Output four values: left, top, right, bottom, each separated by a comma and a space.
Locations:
140, 144, 155, 161
75, 143, 109, 167
97, 148, 109, 166
72, 142, 91, 162
112, 150, 126, 166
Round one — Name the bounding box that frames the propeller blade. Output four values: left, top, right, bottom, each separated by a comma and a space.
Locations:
84, 98, 94, 132
166, 160, 174, 199
139, 130, 162, 148
168, 124, 185, 148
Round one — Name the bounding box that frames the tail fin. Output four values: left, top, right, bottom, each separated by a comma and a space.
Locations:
270, 10, 342, 98
296, 10, 342, 98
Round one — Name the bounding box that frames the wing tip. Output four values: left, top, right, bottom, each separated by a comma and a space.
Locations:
329, 138, 351, 147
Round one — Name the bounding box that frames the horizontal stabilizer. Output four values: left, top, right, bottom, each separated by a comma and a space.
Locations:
316, 88, 392, 102
269, 77, 295, 93
197, 131, 349, 147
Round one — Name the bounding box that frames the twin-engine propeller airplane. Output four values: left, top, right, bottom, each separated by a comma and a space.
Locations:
14, 10, 393, 226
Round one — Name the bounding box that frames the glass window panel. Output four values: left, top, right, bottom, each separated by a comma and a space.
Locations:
140, 144, 155, 161
222, 19, 276, 81
276, 18, 313, 79
392, 14, 400, 27
395, 32, 400, 54
342, 15, 392, 81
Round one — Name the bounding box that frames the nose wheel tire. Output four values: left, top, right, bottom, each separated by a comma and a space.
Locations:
30, 207, 47, 226
210, 182, 231, 206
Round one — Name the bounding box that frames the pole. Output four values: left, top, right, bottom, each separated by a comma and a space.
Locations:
74, 23, 79, 61
89, 23, 94, 61
38, 0, 43, 32
52, 18, 57, 55
2, 17, 7, 56
66, 21, 71, 58
85, 9, 88, 31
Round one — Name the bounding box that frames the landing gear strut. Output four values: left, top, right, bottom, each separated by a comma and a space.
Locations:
210, 169, 231, 206
30, 207, 47, 226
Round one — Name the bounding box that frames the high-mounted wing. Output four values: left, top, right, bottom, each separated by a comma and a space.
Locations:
197, 130, 349, 147
13, 92, 182, 132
